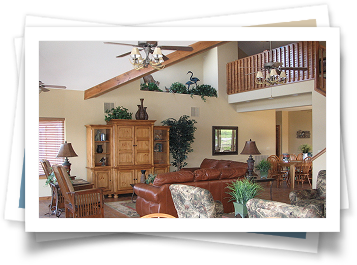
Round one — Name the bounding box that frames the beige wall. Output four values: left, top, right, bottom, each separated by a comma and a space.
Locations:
288, 109, 313, 154
39, 43, 278, 196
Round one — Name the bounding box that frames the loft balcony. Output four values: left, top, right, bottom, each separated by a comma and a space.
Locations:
226, 41, 326, 99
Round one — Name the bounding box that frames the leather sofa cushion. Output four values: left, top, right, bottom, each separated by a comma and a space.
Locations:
200, 158, 219, 169
194, 169, 221, 181
215, 160, 232, 168
229, 161, 248, 169
219, 168, 247, 179
200, 158, 248, 170
153, 171, 194, 186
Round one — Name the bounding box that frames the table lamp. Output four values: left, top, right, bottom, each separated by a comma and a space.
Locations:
240, 139, 261, 177
56, 141, 78, 174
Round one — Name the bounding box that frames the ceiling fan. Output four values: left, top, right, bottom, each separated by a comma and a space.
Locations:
39, 81, 66, 94
104, 41, 193, 70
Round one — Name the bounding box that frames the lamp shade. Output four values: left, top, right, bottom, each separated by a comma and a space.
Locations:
57, 141, 78, 158
153, 47, 163, 58
256, 71, 264, 78
240, 139, 261, 155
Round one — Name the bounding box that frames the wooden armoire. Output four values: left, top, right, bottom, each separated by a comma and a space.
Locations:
86, 120, 170, 198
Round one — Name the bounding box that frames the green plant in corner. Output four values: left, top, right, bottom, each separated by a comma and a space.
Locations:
105, 106, 132, 122
161, 115, 197, 171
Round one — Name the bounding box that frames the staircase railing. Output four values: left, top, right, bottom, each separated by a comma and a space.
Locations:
311, 148, 326, 161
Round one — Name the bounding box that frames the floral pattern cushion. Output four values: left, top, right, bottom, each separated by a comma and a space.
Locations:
246, 198, 322, 218
169, 184, 224, 218
289, 170, 326, 217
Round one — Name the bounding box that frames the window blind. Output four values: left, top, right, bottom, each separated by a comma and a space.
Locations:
39, 118, 65, 175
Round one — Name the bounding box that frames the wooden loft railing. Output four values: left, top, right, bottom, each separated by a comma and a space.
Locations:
226, 41, 326, 96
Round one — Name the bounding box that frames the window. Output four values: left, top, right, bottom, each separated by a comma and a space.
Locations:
212, 126, 238, 155
39, 118, 65, 175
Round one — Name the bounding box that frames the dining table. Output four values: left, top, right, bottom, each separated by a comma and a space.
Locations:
278, 160, 304, 190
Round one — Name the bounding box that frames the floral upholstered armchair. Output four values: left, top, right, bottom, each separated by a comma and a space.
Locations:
246, 198, 322, 218
169, 184, 224, 218
289, 170, 326, 218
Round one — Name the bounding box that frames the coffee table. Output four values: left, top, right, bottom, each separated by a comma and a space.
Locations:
250, 176, 275, 200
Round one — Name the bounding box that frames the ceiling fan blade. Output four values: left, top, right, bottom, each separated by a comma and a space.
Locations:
116, 51, 132, 58
43, 85, 67, 89
104, 42, 140, 47
40, 87, 50, 92
158, 45, 193, 51
162, 54, 170, 61
280, 67, 308, 71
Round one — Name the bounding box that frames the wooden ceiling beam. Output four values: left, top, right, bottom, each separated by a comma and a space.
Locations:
84, 41, 229, 99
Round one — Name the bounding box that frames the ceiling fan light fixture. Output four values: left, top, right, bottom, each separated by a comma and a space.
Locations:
152, 47, 163, 59
270, 69, 278, 77
130, 48, 142, 58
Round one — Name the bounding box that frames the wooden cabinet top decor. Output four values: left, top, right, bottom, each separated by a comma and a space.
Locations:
106, 119, 156, 126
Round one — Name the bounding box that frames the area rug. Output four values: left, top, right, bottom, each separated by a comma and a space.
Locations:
104, 200, 140, 218
105, 200, 235, 218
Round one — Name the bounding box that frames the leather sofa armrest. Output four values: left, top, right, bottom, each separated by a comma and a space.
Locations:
134, 183, 163, 203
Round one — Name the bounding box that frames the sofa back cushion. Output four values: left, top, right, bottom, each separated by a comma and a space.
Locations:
200, 158, 247, 170
229, 161, 248, 169
200, 158, 219, 169
194, 169, 221, 181
153, 171, 195, 186
219, 168, 247, 179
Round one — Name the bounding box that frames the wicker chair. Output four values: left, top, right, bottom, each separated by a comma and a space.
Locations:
169, 184, 224, 218
52, 165, 104, 218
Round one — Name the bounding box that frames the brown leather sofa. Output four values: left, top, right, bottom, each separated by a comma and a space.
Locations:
134, 158, 248, 217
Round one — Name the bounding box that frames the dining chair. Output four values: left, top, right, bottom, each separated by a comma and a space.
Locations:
267, 155, 286, 188
295, 159, 312, 187
290, 154, 298, 161
296, 153, 304, 161
52, 165, 104, 218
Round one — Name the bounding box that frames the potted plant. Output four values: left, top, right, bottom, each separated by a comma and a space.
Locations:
161, 115, 197, 171
299, 144, 312, 159
105, 106, 132, 122
226, 179, 263, 218
255, 159, 271, 179
45, 171, 56, 186
144, 173, 157, 185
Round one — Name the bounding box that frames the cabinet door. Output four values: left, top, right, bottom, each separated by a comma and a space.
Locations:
135, 126, 152, 165
116, 126, 135, 165
94, 170, 112, 193
116, 170, 136, 191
